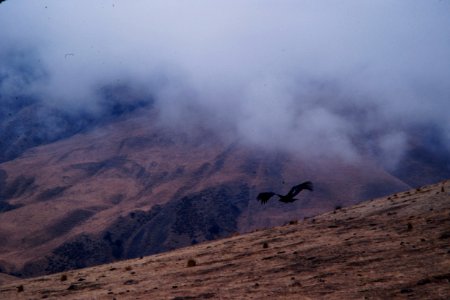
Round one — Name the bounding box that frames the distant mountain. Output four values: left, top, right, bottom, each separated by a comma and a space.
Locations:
0, 93, 448, 277
0, 85, 152, 163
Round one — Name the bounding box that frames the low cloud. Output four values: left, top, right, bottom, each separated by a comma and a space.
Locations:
1, 0, 450, 168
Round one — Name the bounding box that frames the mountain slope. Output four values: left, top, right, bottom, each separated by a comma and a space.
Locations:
1, 180, 448, 299
0, 110, 414, 277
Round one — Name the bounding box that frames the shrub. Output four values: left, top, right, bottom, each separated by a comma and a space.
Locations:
407, 223, 413, 231
263, 242, 269, 249
17, 285, 24, 292
187, 259, 196, 267
60, 274, 68, 281
439, 232, 450, 240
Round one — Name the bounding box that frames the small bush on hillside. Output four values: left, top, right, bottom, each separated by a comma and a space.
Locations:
17, 285, 24, 292
187, 259, 196, 267
407, 223, 413, 231
263, 242, 269, 249
439, 232, 450, 240
60, 274, 68, 281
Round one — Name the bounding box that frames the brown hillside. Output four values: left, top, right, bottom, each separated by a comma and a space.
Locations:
0, 111, 409, 276
0, 273, 18, 286
1, 180, 448, 299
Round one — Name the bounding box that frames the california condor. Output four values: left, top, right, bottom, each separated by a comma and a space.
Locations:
257, 181, 313, 204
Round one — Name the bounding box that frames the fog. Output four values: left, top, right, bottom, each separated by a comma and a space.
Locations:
1, 0, 450, 167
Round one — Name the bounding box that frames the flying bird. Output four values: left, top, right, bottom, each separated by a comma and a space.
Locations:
257, 181, 313, 204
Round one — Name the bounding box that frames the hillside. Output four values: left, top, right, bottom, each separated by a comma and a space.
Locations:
0, 109, 414, 277
1, 180, 448, 299
0, 273, 17, 286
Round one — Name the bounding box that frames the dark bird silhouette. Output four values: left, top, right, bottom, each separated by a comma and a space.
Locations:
257, 181, 313, 204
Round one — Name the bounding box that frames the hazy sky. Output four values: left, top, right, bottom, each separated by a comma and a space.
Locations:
1, 0, 449, 166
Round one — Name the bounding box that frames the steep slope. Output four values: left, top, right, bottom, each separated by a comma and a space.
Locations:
0, 273, 18, 286
1, 180, 448, 299
0, 86, 152, 164
0, 109, 413, 277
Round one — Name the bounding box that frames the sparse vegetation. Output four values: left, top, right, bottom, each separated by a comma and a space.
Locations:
400, 288, 413, 294
187, 259, 197, 267
439, 232, 450, 240
17, 285, 24, 292
1, 181, 449, 299
334, 205, 342, 210
417, 278, 431, 285
407, 223, 413, 231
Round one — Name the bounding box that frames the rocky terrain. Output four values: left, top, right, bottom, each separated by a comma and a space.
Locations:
0, 180, 448, 299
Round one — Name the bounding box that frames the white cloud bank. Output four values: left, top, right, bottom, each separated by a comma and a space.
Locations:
1, 0, 449, 166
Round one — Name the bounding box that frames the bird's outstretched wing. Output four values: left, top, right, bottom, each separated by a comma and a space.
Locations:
285, 181, 313, 198
257, 192, 277, 204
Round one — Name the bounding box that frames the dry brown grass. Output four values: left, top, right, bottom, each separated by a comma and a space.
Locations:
1, 180, 449, 299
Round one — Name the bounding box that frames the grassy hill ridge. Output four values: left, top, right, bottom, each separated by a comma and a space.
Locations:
1, 179, 448, 299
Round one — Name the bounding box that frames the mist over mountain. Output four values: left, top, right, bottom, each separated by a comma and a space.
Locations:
0, 1, 450, 278
1, 0, 449, 168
